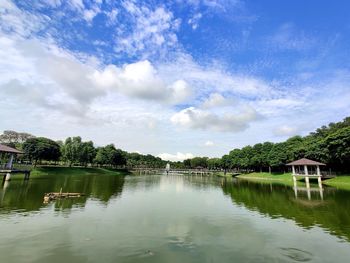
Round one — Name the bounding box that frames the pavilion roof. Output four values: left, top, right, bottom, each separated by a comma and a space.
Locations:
0, 144, 23, 154
286, 158, 326, 166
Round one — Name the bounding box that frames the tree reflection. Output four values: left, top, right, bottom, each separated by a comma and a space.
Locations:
221, 178, 350, 241
0, 168, 125, 215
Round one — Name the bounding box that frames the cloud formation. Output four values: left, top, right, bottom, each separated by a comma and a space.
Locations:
92, 60, 191, 103
115, 1, 180, 58
171, 106, 258, 132
274, 125, 299, 136
204, 140, 214, 146
202, 93, 234, 108
158, 152, 194, 162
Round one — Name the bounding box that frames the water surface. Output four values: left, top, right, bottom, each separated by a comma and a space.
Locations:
1, 172, 350, 262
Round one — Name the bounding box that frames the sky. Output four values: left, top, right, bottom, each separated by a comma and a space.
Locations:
1, 0, 350, 161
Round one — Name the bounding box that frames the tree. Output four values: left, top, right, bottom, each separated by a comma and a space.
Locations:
221, 155, 232, 170
61, 137, 96, 167
207, 158, 222, 170
261, 142, 274, 173
61, 137, 83, 166
325, 126, 350, 171
23, 137, 61, 167
112, 149, 127, 167
0, 130, 35, 147
94, 144, 127, 168
190, 157, 208, 168
79, 141, 96, 167
183, 159, 192, 169
268, 142, 287, 169
229, 149, 241, 170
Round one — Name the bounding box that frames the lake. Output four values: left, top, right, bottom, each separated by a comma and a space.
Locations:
1, 172, 350, 262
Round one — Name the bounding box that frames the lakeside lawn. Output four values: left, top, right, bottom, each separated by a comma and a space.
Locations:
237, 172, 293, 182
235, 172, 300, 186
237, 172, 350, 190
323, 176, 350, 190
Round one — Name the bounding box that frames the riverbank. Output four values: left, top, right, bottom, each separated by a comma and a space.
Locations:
237, 172, 350, 190
323, 176, 350, 190
236, 172, 296, 186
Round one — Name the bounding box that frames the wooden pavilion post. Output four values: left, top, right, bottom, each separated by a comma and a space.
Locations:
304, 165, 310, 189
5, 154, 14, 169
292, 165, 297, 189
316, 165, 322, 188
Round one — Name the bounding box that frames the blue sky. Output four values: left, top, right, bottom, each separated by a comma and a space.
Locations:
1, 0, 350, 161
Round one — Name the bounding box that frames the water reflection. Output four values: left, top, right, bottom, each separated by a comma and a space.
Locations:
0, 170, 125, 215
1, 173, 350, 262
221, 178, 350, 241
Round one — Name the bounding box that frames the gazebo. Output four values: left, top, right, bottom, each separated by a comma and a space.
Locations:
0, 144, 22, 169
286, 158, 326, 189
0, 144, 26, 181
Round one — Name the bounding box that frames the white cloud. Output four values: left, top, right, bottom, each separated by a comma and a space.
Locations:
158, 54, 274, 98
171, 106, 258, 132
188, 13, 202, 30
83, 8, 100, 23
158, 152, 194, 162
105, 8, 118, 25
204, 140, 214, 146
274, 125, 299, 136
202, 93, 233, 108
68, 0, 85, 11
92, 60, 191, 103
267, 23, 316, 51
115, 2, 180, 58
0, 0, 49, 37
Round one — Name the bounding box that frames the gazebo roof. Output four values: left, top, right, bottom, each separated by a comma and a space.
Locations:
286, 158, 326, 166
0, 144, 23, 154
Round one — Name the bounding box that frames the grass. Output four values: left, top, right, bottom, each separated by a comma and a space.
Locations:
323, 175, 350, 190
237, 172, 350, 190
214, 171, 232, 177
236, 172, 306, 187
237, 172, 293, 181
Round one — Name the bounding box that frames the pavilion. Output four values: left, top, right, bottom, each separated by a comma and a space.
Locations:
286, 158, 326, 189
0, 144, 28, 181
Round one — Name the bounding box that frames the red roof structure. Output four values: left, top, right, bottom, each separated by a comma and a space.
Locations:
0, 144, 23, 154
286, 158, 325, 166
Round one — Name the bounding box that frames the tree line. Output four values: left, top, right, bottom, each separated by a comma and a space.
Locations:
0, 131, 167, 169
1, 116, 349, 172
181, 117, 350, 173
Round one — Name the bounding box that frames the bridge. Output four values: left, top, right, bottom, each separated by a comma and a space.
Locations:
130, 168, 238, 176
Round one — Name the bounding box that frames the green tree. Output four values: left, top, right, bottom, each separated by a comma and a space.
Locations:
79, 141, 96, 167
183, 159, 192, 168
207, 158, 222, 170
61, 137, 83, 166
190, 157, 208, 168
0, 130, 35, 145
267, 142, 287, 170
325, 126, 350, 170
94, 144, 127, 168
23, 137, 61, 167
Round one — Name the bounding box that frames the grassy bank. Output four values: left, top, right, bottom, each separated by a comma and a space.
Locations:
214, 171, 231, 177
236, 172, 303, 186
323, 176, 350, 190
237, 172, 293, 181
237, 172, 350, 190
